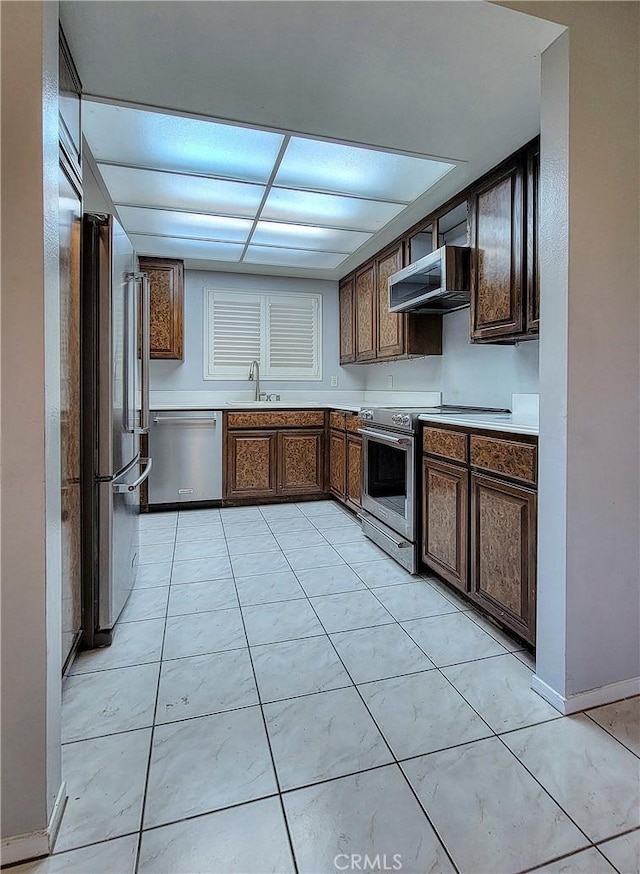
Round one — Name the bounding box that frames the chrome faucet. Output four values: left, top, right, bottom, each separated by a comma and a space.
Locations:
248, 360, 261, 401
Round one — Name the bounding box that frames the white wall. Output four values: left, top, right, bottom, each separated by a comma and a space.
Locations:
150, 271, 539, 406
522, 1, 640, 706
1, 0, 63, 856
150, 270, 365, 394
359, 308, 539, 408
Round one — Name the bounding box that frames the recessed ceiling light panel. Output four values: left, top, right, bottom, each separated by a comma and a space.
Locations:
118, 206, 252, 243
251, 221, 371, 253
276, 138, 455, 202
244, 246, 347, 269
100, 165, 265, 217
129, 234, 244, 262
262, 188, 405, 231
84, 102, 284, 182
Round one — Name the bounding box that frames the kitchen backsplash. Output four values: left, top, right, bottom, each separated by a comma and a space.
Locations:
151, 270, 539, 410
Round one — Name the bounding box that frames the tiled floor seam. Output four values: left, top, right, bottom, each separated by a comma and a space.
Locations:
582, 709, 640, 760
517, 843, 614, 874
132, 533, 175, 874
222, 519, 301, 874
282, 552, 462, 874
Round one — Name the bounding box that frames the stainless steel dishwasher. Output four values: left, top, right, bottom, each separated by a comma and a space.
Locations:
148, 410, 222, 505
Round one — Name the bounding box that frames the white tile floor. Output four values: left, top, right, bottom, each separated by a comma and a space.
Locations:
17, 501, 640, 874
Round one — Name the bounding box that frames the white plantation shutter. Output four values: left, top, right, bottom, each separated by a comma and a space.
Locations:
267, 294, 320, 379
204, 288, 322, 380
205, 291, 262, 379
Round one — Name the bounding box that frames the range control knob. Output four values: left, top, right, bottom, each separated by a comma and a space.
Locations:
361, 409, 374, 420
391, 414, 403, 425
402, 415, 411, 426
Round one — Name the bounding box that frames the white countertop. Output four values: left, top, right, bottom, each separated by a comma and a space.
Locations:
418, 411, 538, 436
150, 401, 362, 412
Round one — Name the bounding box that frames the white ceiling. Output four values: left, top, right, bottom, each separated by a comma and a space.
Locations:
61, 0, 563, 279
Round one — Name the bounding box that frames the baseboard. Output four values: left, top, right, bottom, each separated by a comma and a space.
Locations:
532, 673, 640, 715
0, 782, 66, 867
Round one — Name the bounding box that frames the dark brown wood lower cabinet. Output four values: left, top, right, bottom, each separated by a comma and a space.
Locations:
422, 457, 468, 592
470, 473, 537, 644
278, 429, 324, 496
346, 435, 362, 508
329, 429, 346, 499
225, 430, 277, 499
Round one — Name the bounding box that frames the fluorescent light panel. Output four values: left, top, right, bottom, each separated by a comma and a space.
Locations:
83, 102, 284, 182
251, 221, 371, 253
244, 246, 346, 269
129, 234, 244, 261
118, 205, 252, 243
100, 165, 265, 217
275, 137, 455, 202
262, 188, 406, 231
83, 101, 458, 271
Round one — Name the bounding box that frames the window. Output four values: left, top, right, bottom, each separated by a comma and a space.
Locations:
204, 287, 322, 380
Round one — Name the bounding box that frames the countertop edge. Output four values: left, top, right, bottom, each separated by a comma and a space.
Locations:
418, 413, 538, 436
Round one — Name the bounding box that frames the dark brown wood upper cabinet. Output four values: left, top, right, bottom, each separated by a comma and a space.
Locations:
355, 263, 377, 361
376, 244, 404, 359
470, 158, 525, 341
139, 257, 184, 360
339, 276, 356, 364
526, 141, 540, 334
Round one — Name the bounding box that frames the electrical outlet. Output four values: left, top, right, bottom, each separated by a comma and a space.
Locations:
330, 375, 338, 387
387, 375, 394, 389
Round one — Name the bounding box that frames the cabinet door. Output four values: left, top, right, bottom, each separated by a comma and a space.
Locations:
329, 429, 346, 499
355, 263, 376, 361
470, 160, 525, 341
346, 434, 362, 508
422, 457, 468, 592
225, 431, 277, 499
526, 142, 540, 334
339, 276, 356, 364
470, 473, 536, 644
139, 257, 184, 360
376, 244, 404, 359
278, 429, 324, 496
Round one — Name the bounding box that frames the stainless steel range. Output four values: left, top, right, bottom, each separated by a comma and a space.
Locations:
359, 405, 510, 573
359, 407, 424, 574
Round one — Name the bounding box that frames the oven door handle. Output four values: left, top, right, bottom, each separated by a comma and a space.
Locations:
358, 428, 412, 447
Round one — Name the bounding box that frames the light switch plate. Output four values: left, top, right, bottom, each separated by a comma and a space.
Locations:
387, 375, 394, 388
330, 375, 338, 387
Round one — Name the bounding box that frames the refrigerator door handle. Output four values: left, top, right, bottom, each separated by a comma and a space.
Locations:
113, 457, 153, 493
127, 271, 151, 435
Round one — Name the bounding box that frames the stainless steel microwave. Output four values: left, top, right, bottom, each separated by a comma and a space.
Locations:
388, 245, 470, 314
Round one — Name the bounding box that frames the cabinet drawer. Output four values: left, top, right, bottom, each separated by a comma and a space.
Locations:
227, 411, 325, 429
470, 435, 537, 485
329, 411, 347, 431
423, 427, 468, 463
345, 414, 363, 434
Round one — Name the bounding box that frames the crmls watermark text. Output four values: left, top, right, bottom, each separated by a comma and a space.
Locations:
334, 854, 403, 871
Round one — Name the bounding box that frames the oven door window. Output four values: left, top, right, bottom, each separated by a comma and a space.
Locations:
367, 441, 407, 518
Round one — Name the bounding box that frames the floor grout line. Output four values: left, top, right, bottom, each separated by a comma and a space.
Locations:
60, 504, 639, 871
220, 517, 301, 874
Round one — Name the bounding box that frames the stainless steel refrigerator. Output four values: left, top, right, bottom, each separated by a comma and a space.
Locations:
81, 213, 152, 648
